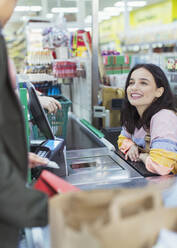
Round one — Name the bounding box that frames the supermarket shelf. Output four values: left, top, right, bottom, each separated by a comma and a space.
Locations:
123, 39, 177, 47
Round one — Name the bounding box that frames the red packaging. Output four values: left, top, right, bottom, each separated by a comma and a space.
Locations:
34, 170, 80, 197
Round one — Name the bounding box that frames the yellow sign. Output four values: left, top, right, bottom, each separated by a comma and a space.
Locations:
130, 0, 172, 28
172, 0, 177, 21
99, 15, 124, 44
99, 0, 177, 47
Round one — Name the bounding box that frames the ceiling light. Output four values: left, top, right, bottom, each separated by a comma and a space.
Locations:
98, 11, 111, 18
30, 6, 42, 12
51, 7, 78, 13
15, 6, 30, 11
128, 1, 146, 7
105, 6, 132, 12
15, 6, 42, 12
103, 7, 120, 13
99, 16, 111, 22
98, 12, 112, 22
114, 1, 146, 7
104, 7, 119, 12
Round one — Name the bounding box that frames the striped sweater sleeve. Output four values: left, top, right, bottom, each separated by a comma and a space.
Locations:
145, 110, 177, 175
118, 127, 134, 154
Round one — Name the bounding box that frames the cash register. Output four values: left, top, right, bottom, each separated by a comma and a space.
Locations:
28, 86, 67, 178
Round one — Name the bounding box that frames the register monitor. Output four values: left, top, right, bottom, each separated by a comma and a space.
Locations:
28, 86, 67, 177
28, 86, 54, 140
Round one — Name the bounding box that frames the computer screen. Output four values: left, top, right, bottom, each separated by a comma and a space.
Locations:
28, 86, 55, 140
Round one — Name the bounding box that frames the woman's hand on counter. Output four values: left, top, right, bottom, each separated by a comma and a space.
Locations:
28, 152, 49, 168
125, 144, 139, 162
139, 153, 149, 164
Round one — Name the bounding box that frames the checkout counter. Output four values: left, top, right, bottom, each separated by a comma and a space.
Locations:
64, 113, 143, 188
24, 112, 175, 248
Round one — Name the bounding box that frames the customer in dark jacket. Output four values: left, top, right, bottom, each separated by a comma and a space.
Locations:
0, 0, 48, 247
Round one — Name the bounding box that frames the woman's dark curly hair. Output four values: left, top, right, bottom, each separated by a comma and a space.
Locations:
121, 63, 176, 134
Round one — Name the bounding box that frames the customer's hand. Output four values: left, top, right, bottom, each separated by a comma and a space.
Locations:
125, 144, 139, 162
38, 96, 61, 114
139, 153, 149, 164
28, 152, 49, 168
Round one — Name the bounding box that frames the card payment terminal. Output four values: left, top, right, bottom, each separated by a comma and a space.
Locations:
32, 138, 67, 178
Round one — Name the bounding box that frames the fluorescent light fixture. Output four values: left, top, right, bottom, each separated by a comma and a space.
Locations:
98, 8, 122, 22
51, 7, 78, 13
46, 13, 54, 19
98, 11, 111, 18
104, 6, 132, 13
102, 16, 112, 21
129, 1, 146, 7
103, 7, 121, 14
114, 2, 126, 7
104, 7, 120, 12
15, 6, 30, 11
15, 6, 42, 12
30, 6, 42, 12
114, 1, 146, 7
98, 12, 112, 22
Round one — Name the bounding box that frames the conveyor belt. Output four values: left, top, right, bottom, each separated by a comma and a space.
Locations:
102, 127, 159, 177
66, 114, 105, 150
115, 150, 159, 177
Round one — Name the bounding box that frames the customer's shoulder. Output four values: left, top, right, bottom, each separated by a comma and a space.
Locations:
152, 109, 177, 122
150, 109, 177, 138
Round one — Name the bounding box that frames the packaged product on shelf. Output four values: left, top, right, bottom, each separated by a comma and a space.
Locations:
70, 30, 92, 57
25, 73, 57, 83
53, 60, 77, 78
27, 51, 54, 66
24, 65, 53, 74
76, 63, 86, 78
42, 26, 69, 51
166, 57, 176, 72
102, 52, 131, 76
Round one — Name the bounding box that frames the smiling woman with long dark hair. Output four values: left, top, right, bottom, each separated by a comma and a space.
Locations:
118, 63, 177, 175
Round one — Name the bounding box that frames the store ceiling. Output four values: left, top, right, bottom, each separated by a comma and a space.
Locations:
10, 0, 165, 24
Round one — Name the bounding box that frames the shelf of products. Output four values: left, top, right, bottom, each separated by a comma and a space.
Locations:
100, 51, 131, 88
5, 22, 27, 73
121, 22, 177, 55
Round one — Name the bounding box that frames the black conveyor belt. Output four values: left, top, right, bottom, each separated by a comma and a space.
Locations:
116, 150, 159, 177
102, 127, 159, 177
66, 116, 105, 150
66, 116, 159, 177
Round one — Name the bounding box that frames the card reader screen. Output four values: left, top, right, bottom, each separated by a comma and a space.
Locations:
44, 140, 59, 150
71, 162, 97, 169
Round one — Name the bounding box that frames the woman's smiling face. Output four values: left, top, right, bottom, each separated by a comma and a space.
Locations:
127, 67, 164, 116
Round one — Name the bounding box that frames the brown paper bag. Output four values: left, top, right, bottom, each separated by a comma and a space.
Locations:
49, 188, 177, 248
97, 190, 177, 248
49, 189, 122, 248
